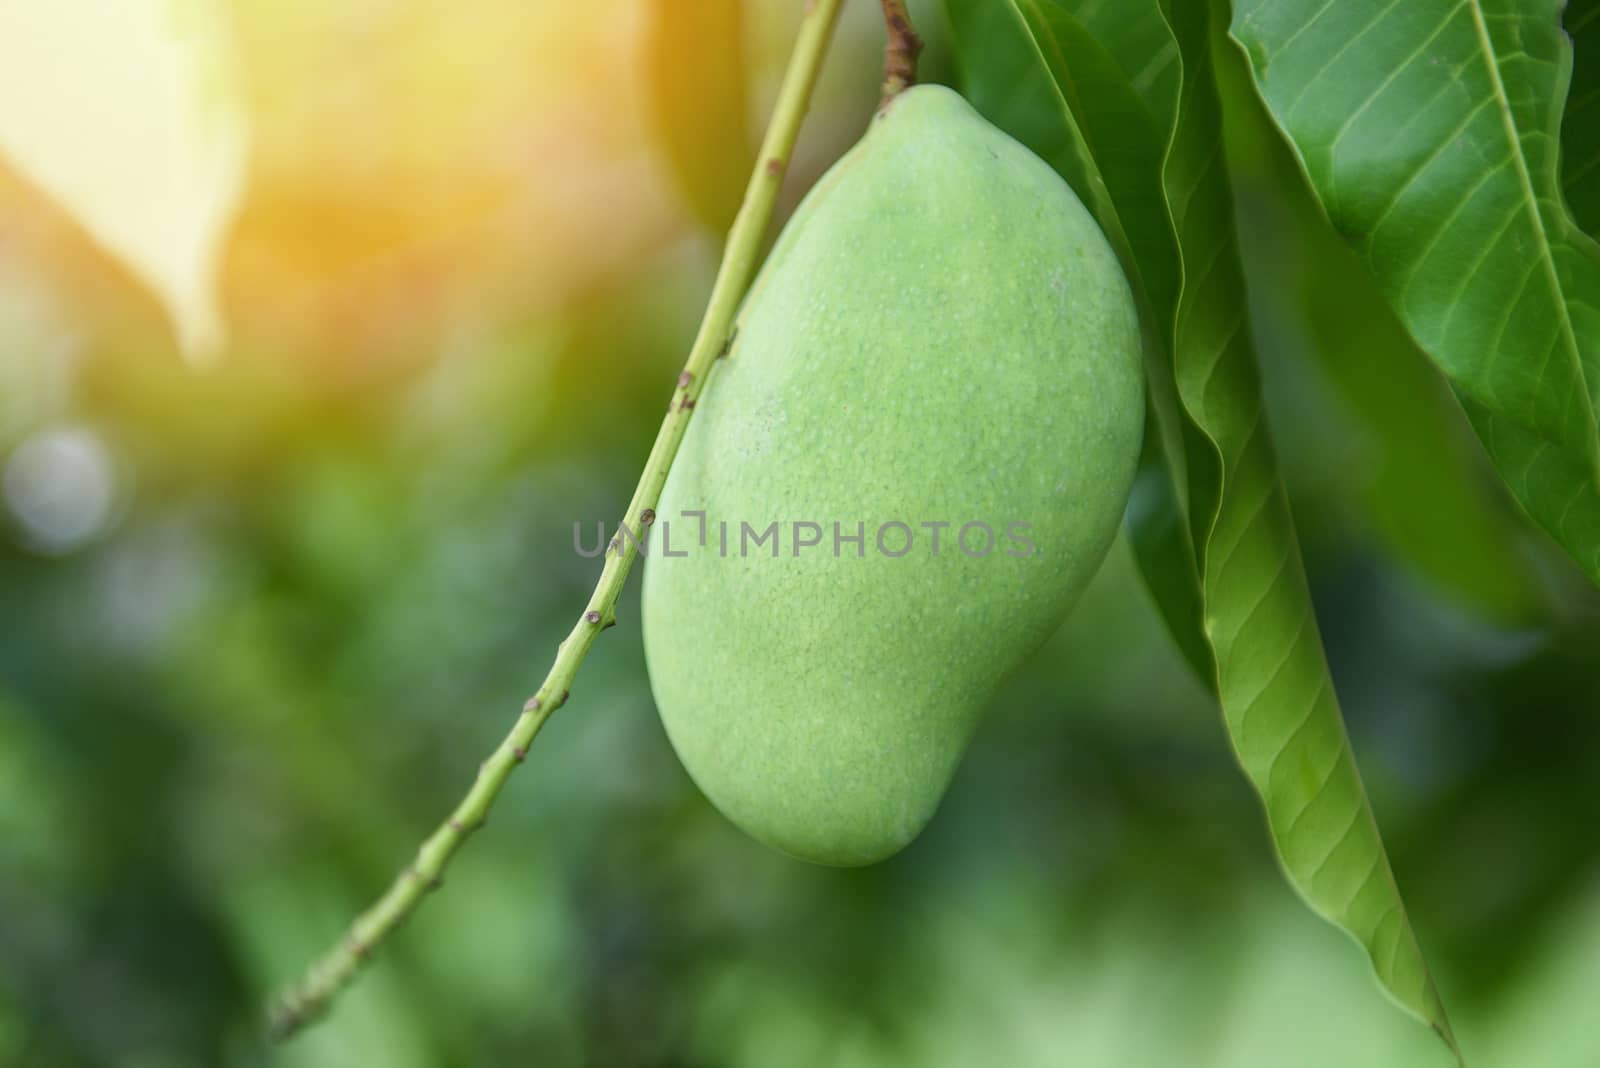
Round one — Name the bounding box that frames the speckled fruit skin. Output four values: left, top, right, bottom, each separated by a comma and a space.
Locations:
642, 85, 1143, 866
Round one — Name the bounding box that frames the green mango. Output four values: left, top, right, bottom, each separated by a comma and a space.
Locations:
641, 85, 1143, 866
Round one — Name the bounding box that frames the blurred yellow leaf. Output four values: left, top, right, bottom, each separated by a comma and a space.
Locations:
643, 0, 754, 234
0, 0, 247, 362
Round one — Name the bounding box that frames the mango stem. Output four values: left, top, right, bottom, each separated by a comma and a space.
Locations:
879, 0, 923, 105
263, 0, 847, 1041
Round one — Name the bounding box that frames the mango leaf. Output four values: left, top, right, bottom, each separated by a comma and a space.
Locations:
642, 0, 754, 234
1128, 412, 1214, 682
1564, 0, 1599, 234
1217, 45, 1539, 622
0, 0, 248, 362
1231, 0, 1600, 587
1299, 250, 1540, 621
943, 0, 1460, 1057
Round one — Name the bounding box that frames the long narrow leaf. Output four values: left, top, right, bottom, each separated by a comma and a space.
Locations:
1216, 44, 1539, 619
944, 0, 1460, 1056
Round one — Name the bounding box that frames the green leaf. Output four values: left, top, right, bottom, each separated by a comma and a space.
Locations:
1564, 0, 1600, 234
1217, 44, 1539, 621
943, 0, 1461, 1057
642, 0, 754, 234
1230, 0, 1600, 586
1300, 258, 1541, 620
1128, 412, 1214, 682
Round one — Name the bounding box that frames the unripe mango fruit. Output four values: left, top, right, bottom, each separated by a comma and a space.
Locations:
641, 85, 1143, 866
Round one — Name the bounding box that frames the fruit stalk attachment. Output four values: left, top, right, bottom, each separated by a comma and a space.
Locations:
878, 0, 923, 105
264, 0, 846, 1040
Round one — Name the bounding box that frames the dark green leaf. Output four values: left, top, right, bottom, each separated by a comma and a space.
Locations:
1564, 0, 1600, 234
1217, 43, 1540, 621
1128, 412, 1213, 681
1231, 0, 1600, 586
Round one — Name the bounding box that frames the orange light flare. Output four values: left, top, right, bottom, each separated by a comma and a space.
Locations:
0, 0, 687, 386
0, 0, 889, 391
221, 0, 685, 381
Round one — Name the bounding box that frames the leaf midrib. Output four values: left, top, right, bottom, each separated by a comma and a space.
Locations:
1466, 0, 1597, 456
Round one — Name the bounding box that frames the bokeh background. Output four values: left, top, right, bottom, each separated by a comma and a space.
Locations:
2, 2, 1598, 1065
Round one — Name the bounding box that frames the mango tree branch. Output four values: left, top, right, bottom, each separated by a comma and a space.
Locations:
878, 0, 922, 105
265, 0, 846, 1039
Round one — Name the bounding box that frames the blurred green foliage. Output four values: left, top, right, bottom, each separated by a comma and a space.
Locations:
1, 5, 1599, 1066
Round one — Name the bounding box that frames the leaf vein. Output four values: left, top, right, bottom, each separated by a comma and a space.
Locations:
1327, 1, 1469, 157
1364, 96, 1495, 242
1305, 801, 1364, 887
